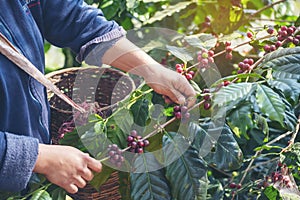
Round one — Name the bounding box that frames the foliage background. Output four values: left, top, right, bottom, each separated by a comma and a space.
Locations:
45, 0, 300, 73
40, 0, 300, 200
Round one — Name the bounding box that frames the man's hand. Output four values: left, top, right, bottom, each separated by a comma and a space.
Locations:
102, 38, 196, 107
33, 144, 102, 194
142, 64, 196, 107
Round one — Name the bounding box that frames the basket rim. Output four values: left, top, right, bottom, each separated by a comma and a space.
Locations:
46, 66, 136, 112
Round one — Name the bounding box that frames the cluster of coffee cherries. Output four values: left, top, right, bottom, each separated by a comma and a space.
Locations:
175, 64, 195, 80
107, 144, 125, 168
127, 130, 150, 154
229, 182, 242, 190
173, 105, 190, 122
224, 41, 233, 60
259, 162, 294, 189
264, 25, 300, 53
197, 49, 215, 69
237, 58, 254, 74
202, 89, 211, 110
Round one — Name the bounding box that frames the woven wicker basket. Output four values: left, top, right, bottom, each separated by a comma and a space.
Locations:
46, 66, 135, 200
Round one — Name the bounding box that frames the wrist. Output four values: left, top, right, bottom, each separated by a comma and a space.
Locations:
33, 144, 50, 175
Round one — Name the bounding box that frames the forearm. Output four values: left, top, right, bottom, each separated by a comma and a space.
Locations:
101, 37, 161, 78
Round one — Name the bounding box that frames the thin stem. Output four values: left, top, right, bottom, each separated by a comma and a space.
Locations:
281, 117, 300, 153
252, 18, 295, 23
249, 0, 287, 18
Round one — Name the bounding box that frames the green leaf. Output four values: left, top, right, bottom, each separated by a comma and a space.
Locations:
30, 190, 51, 200
130, 153, 171, 200
227, 103, 254, 138
49, 187, 66, 200
107, 119, 128, 149
100, 0, 120, 20
184, 33, 217, 50
190, 123, 243, 170
272, 70, 300, 81
268, 79, 300, 106
44, 42, 51, 53
166, 45, 194, 63
261, 47, 300, 80
144, 1, 194, 24
131, 99, 150, 127
80, 126, 107, 156
90, 165, 115, 191
259, 186, 282, 200
256, 84, 285, 126
205, 127, 243, 171
113, 108, 134, 135
213, 83, 254, 107
218, 32, 242, 43
163, 132, 208, 200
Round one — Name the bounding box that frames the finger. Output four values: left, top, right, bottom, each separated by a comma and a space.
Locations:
74, 176, 87, 189
87, 157, 102, 173
65, 184, 78, 194
173, 77, 197, 107
168, 89, 185, 105
186, 96, 197, 108
81, 168, 94, 181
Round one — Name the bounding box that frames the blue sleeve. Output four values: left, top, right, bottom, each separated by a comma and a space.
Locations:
0, 133, 6, 169
0, 132, 39, 192
40, 0, 126, 60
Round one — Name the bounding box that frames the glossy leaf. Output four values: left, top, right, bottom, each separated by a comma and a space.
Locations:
272, 70, 300, 81
204, 126, 243, 171
261, 47, 300, 81
90, 165, 115, 191
184, 33, 217, 50
80, 126, 107, 156
144, 1, 193, 25
256, 84, 285, 126
163, 132, 208, 200
49, 187, 66, 200
166, 45, 194, 63
130, 153, 171, 200
107, 119, 128, 148
268, 78, 300, 106
113, 108, 134, 135
30, 190, 51, 200
227, 103, 254, 138
130, 99, 150, 127
190, 123, 243, 170
213, 83, 254, 107
259, 186, 282, 200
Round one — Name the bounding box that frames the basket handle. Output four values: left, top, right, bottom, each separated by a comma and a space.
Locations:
0, 32, 86, 113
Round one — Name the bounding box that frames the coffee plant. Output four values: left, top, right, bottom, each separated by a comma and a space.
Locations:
3, 0, 300, 200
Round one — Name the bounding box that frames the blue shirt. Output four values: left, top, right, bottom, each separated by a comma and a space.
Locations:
0, 0, 125, 192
